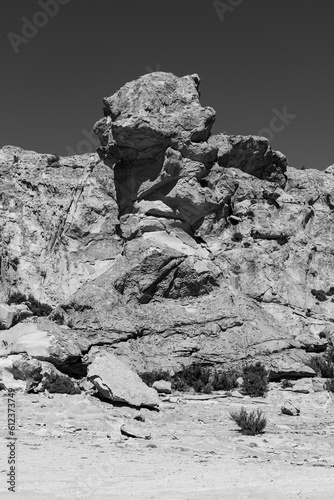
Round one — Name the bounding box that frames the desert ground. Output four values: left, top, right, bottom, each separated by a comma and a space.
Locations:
1, 384, 334, 499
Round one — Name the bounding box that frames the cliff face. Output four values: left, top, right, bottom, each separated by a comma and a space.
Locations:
1, 72, 334, 377
0, 148, 121, 304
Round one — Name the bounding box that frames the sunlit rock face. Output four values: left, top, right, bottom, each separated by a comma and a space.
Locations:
0, 72, 333, 379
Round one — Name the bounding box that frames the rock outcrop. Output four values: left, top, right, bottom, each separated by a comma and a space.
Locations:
0, 71, 334, 389
87, 348, 160, 408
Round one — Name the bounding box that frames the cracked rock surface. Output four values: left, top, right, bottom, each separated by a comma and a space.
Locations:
1, 72, 334, 383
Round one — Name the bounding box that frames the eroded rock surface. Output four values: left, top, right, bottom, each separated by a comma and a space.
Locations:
87, 347, 160, 408
0, 72, 334, 387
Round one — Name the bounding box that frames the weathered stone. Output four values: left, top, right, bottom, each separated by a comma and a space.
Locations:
12, 356, 80, 394
230, 390, 244, 398
0, 304, 18, 329
269, 358, 316, 381
94, 72, 215, 166
121, 423, 151, 439
87, 348, 160, 408
152, 380, 172, 394
0, 355, 27, 391
208, 134, 287, 187
281, 400, 300, 416
0, 318, 82, 368
0, 146, 121, 305
0, 354, 80, 394
291, 379, 315, 394
1, 71, 334, 385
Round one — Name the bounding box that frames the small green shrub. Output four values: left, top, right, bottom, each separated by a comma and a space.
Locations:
281, 379, 294, 389
325, 378, 334, 392
307, 352, 334, 378
212, 369, 240, 391
326, 287, 334, 297
8, 291, 26, 305
7, 292, 52, 317
11, 257, 20, 271
242, 362, 269, 397
232, 232, 243, 242
51, 311, 65, 325
140, 365, 240, 395
230, 407, 267, 435
26, 294, 52, 317
47, 154, 60, 166
139, 370, 171, 387
311, 289, 327, 302
42, 372, 80, 395
172, 364, 211, 393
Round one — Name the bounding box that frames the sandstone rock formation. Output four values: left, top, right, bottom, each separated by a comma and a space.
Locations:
87, 348, 160, 408
0, 71, 334, 392
0, 354, 80, 394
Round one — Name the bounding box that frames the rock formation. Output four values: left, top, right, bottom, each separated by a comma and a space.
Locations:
1, 71, 334, 395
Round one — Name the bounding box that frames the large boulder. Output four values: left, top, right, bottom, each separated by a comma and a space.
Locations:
0, 355, 27, 391
0, 319, 82, 368
94, 72, 215, 165
0, 303, 31, 330
0, 354, 80, 394
87, 348, 160, 408
208, 134, 287, 187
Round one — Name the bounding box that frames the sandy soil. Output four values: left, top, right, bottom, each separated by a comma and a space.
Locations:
1, 385, 334, 499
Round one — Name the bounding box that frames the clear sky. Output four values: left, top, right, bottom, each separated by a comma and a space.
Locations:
1, 0, 334, 170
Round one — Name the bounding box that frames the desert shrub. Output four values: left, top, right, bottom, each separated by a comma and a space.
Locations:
51, 311, 65, 325
230, 407, 267, 435
11, 257, 19, 271
307, 352, 334, 378
26, 294, 52, 317
311, 289, 327, 302
172, 364, 211, 393
140, 365, 239, 394
242, 362, 269, 397
7, 292, 52, 317
281, 379, 294, 389
8, 291, 27, 305
212, 369, 240, 391
326, 287, 334, 297
139, 370, 171, 387
325, 346, 334, 364
325, 378, 334, 392
42, 372, 80, 395
231, 232, 243, 242
47, 154, 60, 166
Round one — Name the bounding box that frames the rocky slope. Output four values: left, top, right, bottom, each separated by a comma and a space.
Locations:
1, 72, 334, 388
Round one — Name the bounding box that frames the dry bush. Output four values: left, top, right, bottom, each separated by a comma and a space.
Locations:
230, 407, 267, 435
242, 362, 269, 397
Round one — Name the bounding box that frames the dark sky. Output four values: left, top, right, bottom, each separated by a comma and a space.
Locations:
1, 0, 334, 170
